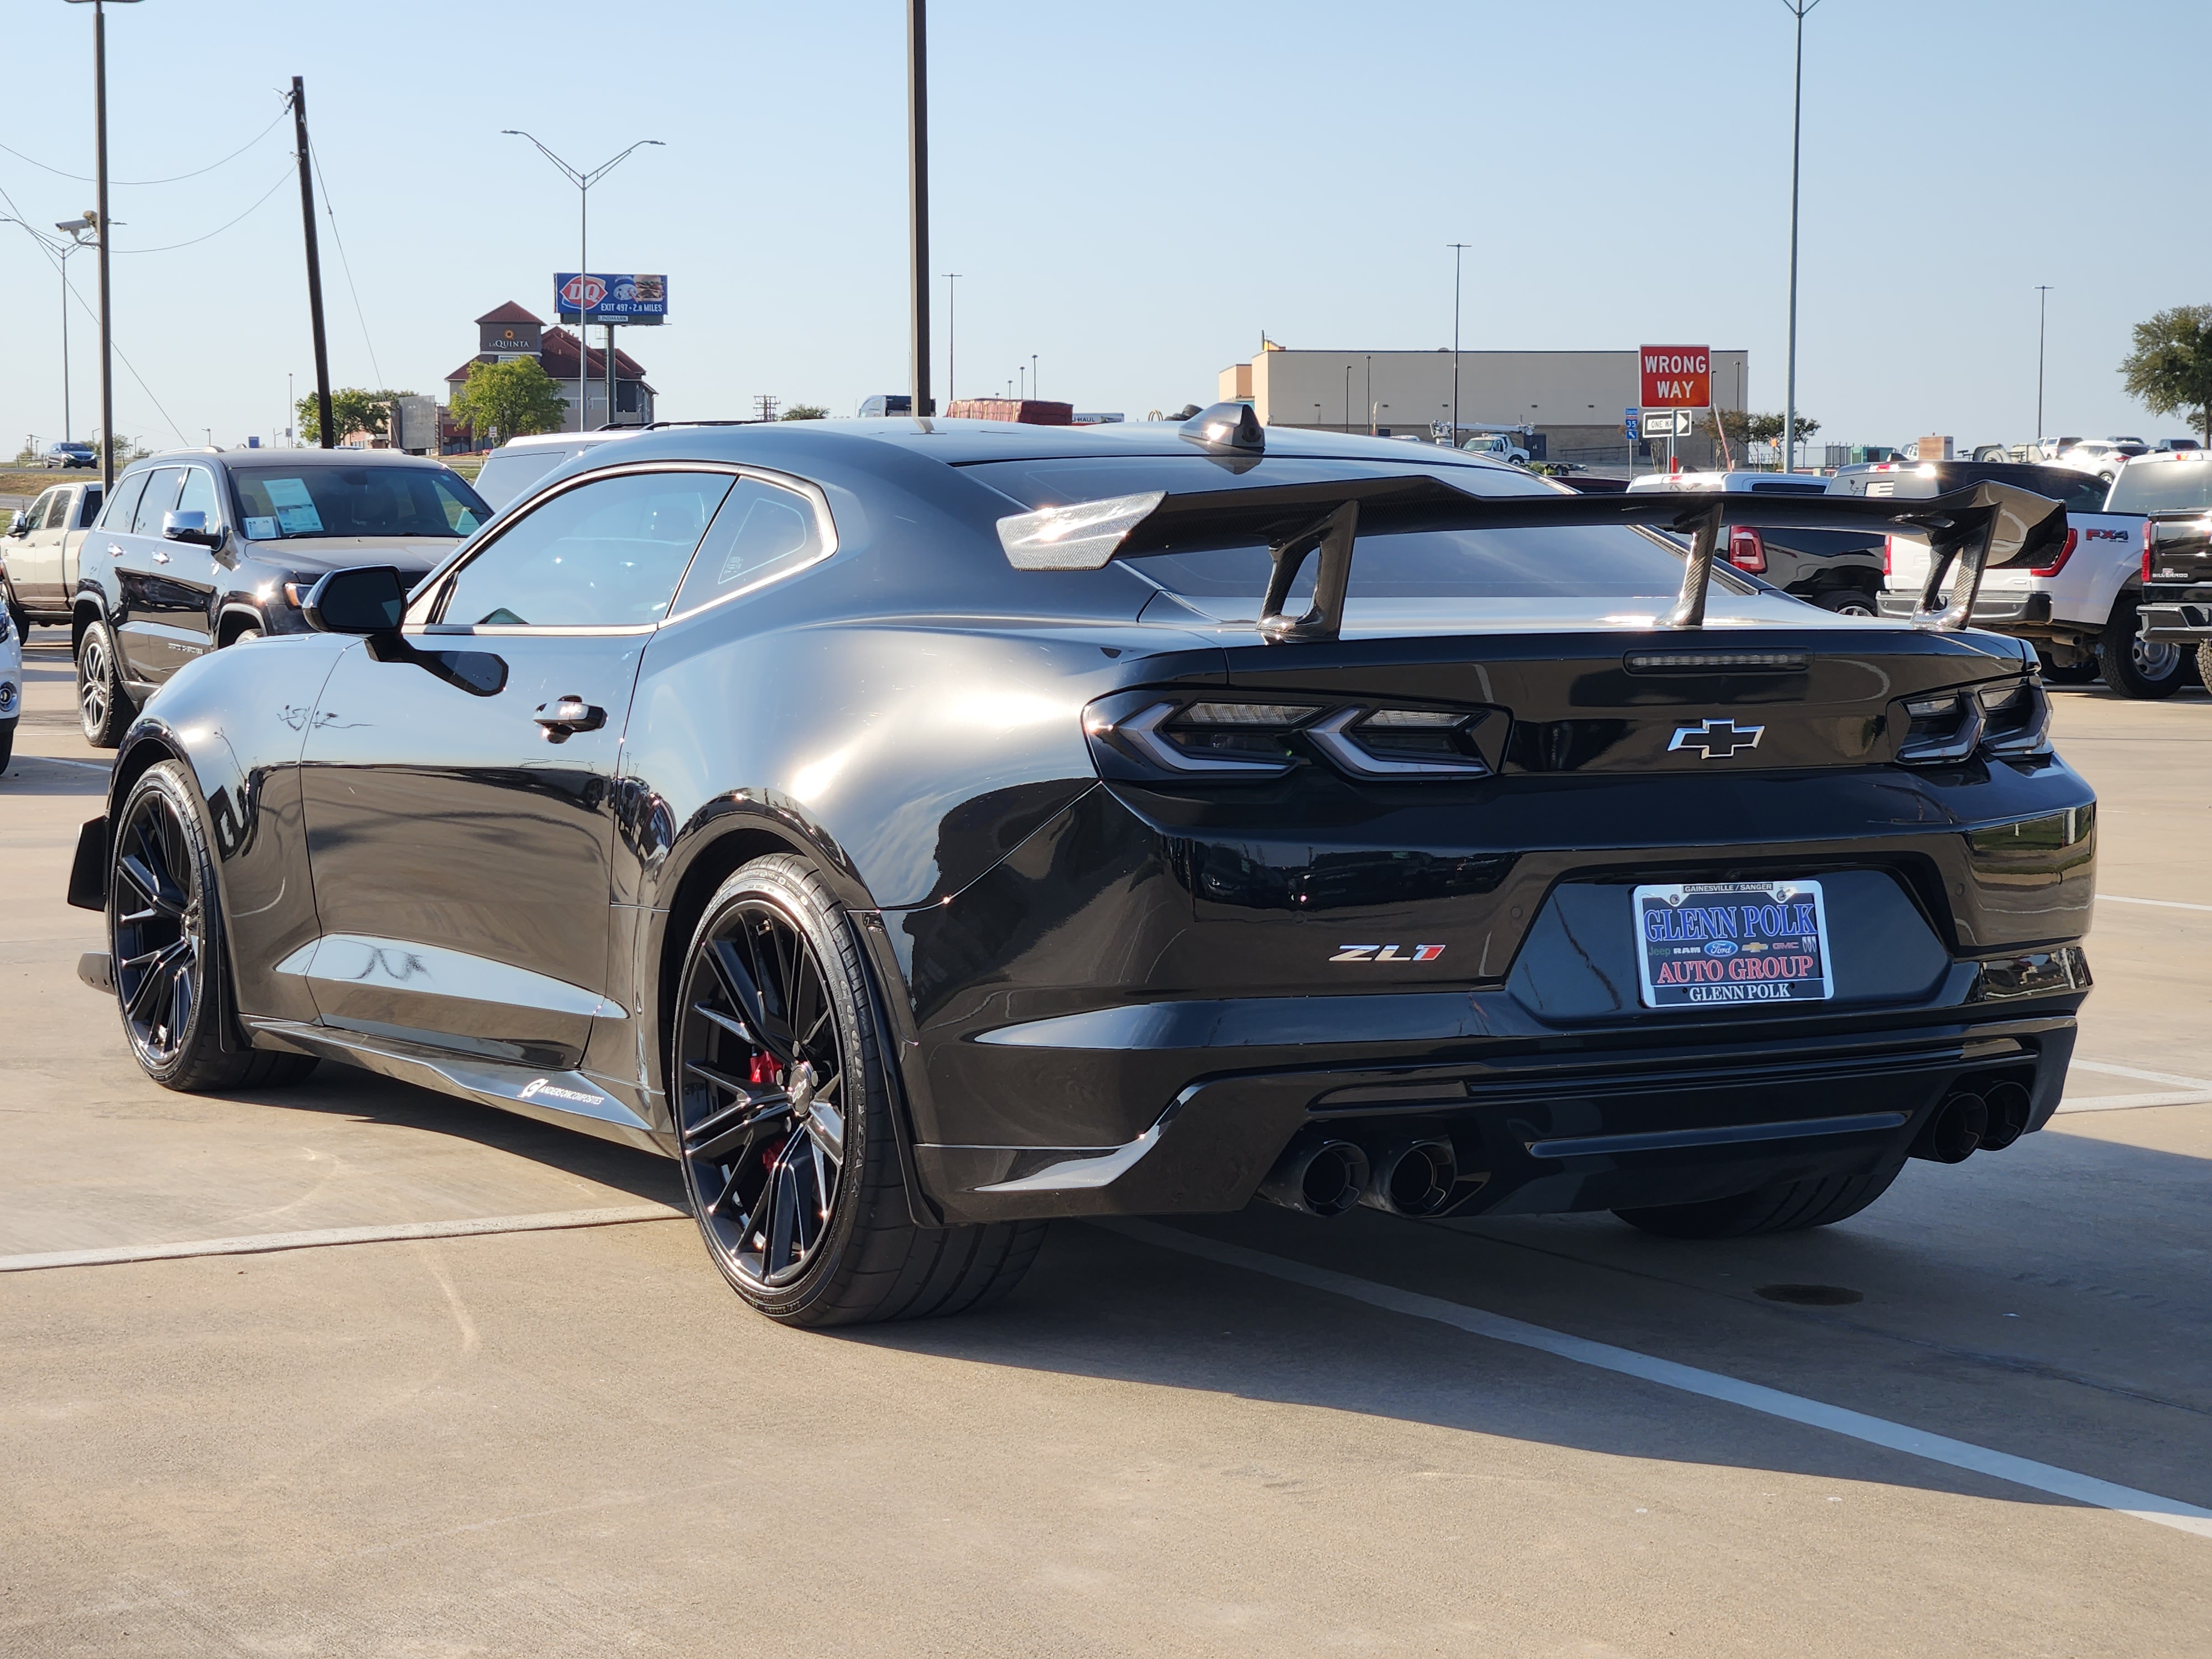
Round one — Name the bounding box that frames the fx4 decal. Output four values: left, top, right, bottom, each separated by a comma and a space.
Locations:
1331, 944, 1446, 963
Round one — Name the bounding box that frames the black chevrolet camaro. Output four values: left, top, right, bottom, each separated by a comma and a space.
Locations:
67, 409, 2095, 1326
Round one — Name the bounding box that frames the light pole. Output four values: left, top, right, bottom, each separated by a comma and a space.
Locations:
1, 215, 95, 444
1031, 353, 1039, 404
2034, 285, 2053, 444
909, 0, 931, 419
64, 0, 139, 492
1448, 242, 1470, 444
502, 130, 664, 432
943, 272, 961, 406
1781, 0, 1819, 473
1364, 354, 1373, 435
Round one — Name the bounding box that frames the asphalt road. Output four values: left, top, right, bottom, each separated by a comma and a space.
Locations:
2, 634, 2206, 1657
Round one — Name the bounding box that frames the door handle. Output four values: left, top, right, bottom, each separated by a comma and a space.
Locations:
533, 695, 606, 743
106, 542, 123, 556
151, 547, 170, 564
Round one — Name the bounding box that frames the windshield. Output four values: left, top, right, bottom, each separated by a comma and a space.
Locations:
2107, 463, 2212, 515
228, 465, 489, 541
966, 454, 1719, 612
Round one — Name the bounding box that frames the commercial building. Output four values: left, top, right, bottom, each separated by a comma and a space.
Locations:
1217, 345, 1749, 468
445, 302, 657, 437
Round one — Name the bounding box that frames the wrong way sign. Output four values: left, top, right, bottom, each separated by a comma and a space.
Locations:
1640, 345, 1710, 409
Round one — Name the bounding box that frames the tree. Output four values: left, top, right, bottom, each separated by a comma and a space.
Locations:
2120, 305, 2212, 446
294, 387, 416, 446
448, 358, 568, 447
780, 404, 829, 421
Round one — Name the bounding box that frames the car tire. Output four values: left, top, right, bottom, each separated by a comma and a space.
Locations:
1613, 1165, 1902, 1240
1814, 588, 1879, 617
108, 760, 320, 1093
2197, 643, 2212, 691
0, 724, 13, 774
672, 853, 1046, 1327
227, 627, 262, 646
76, 618, 135, 747
5, 580, 28, 642
2096, 601, 2187, 700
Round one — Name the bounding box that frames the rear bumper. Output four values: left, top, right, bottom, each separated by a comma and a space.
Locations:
918, 956, 2088, 1224
1878, 589, 2052, 627
2138, 601, 2212, 644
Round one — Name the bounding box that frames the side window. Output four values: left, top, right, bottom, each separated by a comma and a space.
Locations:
77, 487, 102, 527
2068, 476, 2112, 514
98, 469, 152, 533
131, 468, 186, 535
175, 467, 222, 529
437, 470, 735, 628
25, 488, 60, 531
669, 477, 829, 617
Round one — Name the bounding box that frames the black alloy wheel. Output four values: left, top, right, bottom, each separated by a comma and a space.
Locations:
679, 886, 853, 1291
77, 619, 132, 747
674, 854, 1047, 1326
112, 769, 206, 1073
108, 761, 318, 1092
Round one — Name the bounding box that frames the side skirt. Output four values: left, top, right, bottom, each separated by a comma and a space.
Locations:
247, 1018, 672, 1157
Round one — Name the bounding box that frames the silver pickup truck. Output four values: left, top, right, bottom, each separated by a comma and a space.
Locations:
3, 479, 104, 638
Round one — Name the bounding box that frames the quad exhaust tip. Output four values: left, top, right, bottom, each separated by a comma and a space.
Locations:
1257, 1139, 1370, 1217
1259, 1135, 1460, 1219
1912, 1076, 2034, 1164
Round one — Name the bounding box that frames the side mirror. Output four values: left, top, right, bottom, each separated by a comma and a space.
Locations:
6, 512, 27, 537
161, 509, 223, 549
302, 565, 407, 635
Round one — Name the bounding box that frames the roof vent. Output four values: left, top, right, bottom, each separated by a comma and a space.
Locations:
1180, 401, 1264, 453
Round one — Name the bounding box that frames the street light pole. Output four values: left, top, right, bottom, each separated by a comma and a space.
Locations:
0, 216, 93, 445
908, 0, 931, 419
1781, 0, 1819, 474
944, 272, 961, 406
65, 0, 139, 491
502, 131, 664, 433
1448, 242, 1469, 445
2034, 285, 2053, 444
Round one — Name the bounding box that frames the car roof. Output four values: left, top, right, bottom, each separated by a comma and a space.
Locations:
553, 415, 1522, 473
487, 431, 616, 452
127, 447, 458, 473
1625, 470, 1828, 494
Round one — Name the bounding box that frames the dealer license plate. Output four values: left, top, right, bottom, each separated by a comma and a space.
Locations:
1633, 880, 1833, 1009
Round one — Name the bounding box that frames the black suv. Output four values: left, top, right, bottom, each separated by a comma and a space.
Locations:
72, 448, 490, 745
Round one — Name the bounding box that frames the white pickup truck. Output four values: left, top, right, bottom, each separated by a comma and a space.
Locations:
1859, 460, 2183, 696
2, 478, 105, 640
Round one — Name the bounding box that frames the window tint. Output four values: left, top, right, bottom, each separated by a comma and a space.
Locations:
669, 477, 827, 615
131, 468, 185, 535
25, 489, 60, 531
79, 487, 101, 527
228, 465, 487, 541
176, 467, 221, 528
473, 445, 581, 510
99, 469, 150, 531
439, 470, 735, 627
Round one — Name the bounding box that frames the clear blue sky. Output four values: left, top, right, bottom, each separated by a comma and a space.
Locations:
4, 1, 2206, 453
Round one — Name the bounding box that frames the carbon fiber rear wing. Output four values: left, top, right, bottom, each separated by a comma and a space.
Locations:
996, 477, 2065, 643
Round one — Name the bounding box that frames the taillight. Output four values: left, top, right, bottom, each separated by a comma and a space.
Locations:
1895, 677, 2050, 764
2143, 516, 2156, 581
2031, 528, 2077, 578
1728, 526, 1766, 573
1083, 692, 1494, 781
1882, 535, 1893, 576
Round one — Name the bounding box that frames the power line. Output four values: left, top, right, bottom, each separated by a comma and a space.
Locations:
305, 137, 383, 388
0, 105, 289, 186
0, 177, 189, 447
111, 164, 294, 254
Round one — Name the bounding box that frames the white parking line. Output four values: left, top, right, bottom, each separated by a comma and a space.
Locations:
1104, 1219, 2212, 1541
2059, 1058, 2212, 1114
0, 1203, 686, 1274
10, 753, 109, 771
2099, 894, 2212, 914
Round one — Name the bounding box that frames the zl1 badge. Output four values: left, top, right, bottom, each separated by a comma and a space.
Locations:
1632, 880, 1832, 1008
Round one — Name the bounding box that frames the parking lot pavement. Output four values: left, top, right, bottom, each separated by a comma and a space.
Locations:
3, 645, 2207, 1656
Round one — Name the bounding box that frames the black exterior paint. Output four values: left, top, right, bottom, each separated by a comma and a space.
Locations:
74, 419, 2096, 1228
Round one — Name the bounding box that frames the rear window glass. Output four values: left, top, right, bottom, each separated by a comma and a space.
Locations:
965, 455, 1709, 607
229, 465, 488, 541
2106, 462, 2212, 515
1761, 529, 1882, 557
474, 445, 582, 510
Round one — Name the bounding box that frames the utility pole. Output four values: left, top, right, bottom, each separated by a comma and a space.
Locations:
2034, 285, 2053, 443
65, 0, 139, 491
1032, 353, 1039, 405
908, 0, 932, 419
1365, 354, 1373, 436
944, 273, 961, 406
290, 76, 335, 449
1781, 0, 1819, 473
1448, 242, 1469, 445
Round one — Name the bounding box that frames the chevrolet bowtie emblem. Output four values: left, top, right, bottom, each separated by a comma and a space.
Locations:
1668, 717, 1765, 759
